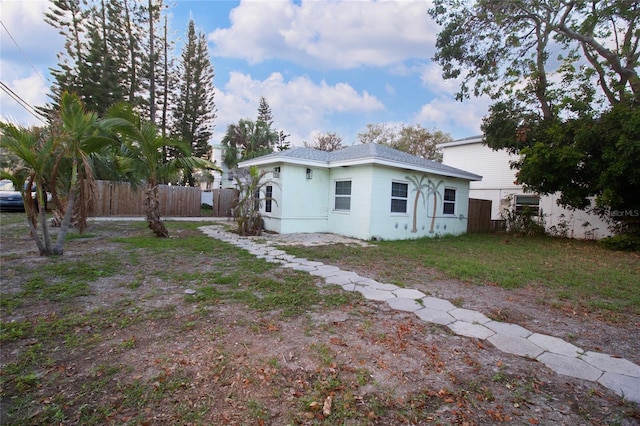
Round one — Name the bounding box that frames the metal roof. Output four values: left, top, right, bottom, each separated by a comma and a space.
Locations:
238, 143, 482, 181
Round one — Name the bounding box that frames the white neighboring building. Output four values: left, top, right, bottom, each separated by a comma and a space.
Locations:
438, 136, 611, 239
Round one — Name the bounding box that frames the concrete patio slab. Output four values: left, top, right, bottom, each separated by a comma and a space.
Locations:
537, 352, 602, 382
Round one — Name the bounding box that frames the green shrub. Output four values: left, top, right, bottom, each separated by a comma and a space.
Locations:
599, 234, 640, 252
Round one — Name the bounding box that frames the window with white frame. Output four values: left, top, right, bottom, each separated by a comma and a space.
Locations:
514, 195, 540, 215
272, 167, 280, 178
443, 188, 456, 215
334, 180, 351, 211
265, 185, 273, 213
391, 181, 408, 213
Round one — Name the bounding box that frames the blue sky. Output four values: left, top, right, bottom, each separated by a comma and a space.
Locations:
1, 0, 490, 146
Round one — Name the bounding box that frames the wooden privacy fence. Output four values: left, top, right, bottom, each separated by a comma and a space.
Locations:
467, 198, 492, 233
210, 188, 239, 217
90, 180, 202, 217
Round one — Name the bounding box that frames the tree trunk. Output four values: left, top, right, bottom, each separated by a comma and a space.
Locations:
52, 189, 77, 255
145, 183, 169, 237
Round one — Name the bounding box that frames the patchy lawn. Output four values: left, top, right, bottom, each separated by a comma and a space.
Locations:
1, 214, 639, 425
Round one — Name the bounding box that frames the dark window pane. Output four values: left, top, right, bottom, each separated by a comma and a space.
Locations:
444, 188, 456, 202
391, 198, 407, 213
335, 181, 351, 195
391, 182, 408, 198
335, 197, 351, 210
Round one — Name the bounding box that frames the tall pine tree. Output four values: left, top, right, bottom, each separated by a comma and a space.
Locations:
172, 20, 216, 186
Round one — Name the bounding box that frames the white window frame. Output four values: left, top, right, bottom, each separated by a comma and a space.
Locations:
390, 181, 408, 214
514, 194, 540, 215
265, 185, 273, 213
443, 187, 456, 215
334, 180, 351, 211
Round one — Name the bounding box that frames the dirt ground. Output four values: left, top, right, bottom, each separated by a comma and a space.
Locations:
1, 219, 639, 425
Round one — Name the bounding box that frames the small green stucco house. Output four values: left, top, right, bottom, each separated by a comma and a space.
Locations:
237, 143, 482, 241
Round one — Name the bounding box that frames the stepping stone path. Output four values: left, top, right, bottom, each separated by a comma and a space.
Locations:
200, 225, 640, 404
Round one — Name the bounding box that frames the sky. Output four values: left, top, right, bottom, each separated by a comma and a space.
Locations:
0, 0, 491, 146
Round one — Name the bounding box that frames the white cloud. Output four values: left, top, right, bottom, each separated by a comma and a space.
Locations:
414, 96, 490, 140
0, 73, 50, 126
0, 1, 62, 68
213, 71, 384, 145
209, 0, 438, 69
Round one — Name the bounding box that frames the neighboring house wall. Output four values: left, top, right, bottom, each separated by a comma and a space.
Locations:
439, 137, 611, 239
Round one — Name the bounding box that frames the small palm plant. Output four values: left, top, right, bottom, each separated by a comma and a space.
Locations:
233, 166, 277, 236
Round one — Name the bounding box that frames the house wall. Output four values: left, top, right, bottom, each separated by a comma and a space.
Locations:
326, 165, 374, 240
366, 167, 470, 240
258, 163, 472, 241
441, 141, 611, 239
260, 164, 330, 234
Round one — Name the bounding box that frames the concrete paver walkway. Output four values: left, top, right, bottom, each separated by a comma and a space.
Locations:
199, 225, 640, 404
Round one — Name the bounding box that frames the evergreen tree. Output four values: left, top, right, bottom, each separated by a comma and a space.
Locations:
256, 96, 274, 129
172, 20, 216, 186
276, 130, 291, 151
43, 0, 90, 116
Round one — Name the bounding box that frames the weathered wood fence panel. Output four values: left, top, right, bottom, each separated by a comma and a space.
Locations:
467, 198, 492, 233
211, 188, 239, 217
91, 180, 201, 217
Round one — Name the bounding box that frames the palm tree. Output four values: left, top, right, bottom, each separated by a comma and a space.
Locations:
1, 124, 57, 254
104, 104, 217, 237
405, 174, 430, 233
52, 92, 116, 243
233, 166, 278, 236
426, 178, 444, 233
2, 93, 114, 255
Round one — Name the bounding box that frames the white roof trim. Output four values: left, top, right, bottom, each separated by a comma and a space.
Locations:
437, 135, 484, 149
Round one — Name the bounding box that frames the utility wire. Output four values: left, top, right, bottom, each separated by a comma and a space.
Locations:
0, 81, 47, 124
0, 20, 49, 85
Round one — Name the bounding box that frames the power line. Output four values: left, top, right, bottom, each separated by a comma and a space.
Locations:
0, 20, 49, 86
0, 81, 47, 124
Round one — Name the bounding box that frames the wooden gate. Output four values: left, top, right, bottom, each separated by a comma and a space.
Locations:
467, 198, 492, 233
